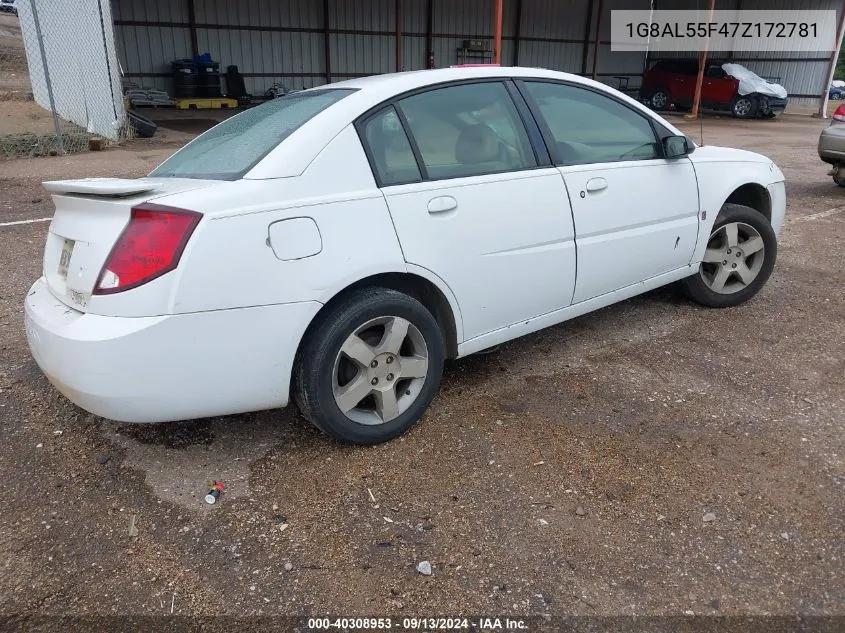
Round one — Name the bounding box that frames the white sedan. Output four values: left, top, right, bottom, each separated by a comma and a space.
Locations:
24, 66, 785, 444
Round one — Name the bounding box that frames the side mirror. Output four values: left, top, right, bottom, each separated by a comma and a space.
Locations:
663, 135, 695, 159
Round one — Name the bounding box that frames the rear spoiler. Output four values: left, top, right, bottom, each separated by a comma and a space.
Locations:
42, 178, 163, 197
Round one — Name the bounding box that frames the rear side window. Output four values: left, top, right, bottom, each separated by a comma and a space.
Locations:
150, 89, 355, 180
396, 82, 537, 180
523, 81, 660, 165
360, 106, 422, 186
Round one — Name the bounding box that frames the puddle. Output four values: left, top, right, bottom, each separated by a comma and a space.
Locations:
101, 412, 290, 510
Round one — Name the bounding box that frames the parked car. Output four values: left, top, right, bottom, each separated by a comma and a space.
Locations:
818, 103, 845, 186
0, 0, 17, 16
641, 59, 788, 119
24, 66, 786, 444
829, 86, 845, 100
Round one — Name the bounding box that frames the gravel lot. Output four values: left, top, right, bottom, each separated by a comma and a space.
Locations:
0, 112, 843, 628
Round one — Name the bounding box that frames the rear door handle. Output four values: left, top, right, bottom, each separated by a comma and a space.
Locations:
586, 177, 608, 193
427, 196, 458, 214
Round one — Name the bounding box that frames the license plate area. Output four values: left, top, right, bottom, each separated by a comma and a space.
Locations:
57, 238, 75, 279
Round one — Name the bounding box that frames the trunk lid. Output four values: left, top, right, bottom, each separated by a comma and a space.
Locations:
42, 177, 217, 313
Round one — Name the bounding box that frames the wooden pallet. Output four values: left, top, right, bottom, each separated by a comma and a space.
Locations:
175, 97, 238, 110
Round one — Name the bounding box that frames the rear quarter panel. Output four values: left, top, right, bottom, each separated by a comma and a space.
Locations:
163, 126, 409, 313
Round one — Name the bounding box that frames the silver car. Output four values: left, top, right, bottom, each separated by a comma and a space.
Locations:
818, 104, 845, 186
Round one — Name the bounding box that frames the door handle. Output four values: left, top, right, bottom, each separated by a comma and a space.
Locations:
585, 178, 608, 193
427, 196, 458, 214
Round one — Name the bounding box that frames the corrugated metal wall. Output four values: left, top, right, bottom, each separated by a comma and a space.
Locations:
112, 0, 842, 106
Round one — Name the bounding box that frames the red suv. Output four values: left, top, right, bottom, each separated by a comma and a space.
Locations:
641, 59, 786, 119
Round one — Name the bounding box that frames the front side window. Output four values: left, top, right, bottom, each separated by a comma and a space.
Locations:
150, 89, 355, 180
523, 82, 660, 165
396, 82, 537, 180
360, 106, 422, 186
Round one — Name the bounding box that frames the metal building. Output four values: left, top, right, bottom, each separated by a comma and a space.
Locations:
111, 0, 844, 113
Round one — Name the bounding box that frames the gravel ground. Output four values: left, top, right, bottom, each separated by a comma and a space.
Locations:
0, 113, 843, 629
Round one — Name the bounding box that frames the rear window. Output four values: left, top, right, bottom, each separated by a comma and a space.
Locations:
149, 89, 355, 180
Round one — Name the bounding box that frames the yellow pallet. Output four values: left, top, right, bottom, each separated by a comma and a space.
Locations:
175, 97, 237, 110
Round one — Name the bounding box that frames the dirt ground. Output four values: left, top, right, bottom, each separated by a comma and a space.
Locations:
0, 109, 843, 630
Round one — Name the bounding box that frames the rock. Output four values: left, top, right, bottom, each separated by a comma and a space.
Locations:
703, 512, 716, 523
538, 518, 549, 526
416, 561, 432, 576
272, 513, 288, 523
88, 137, 107, 151
709, 598, 721, 611
684, 610, 695, 616
128, 515, 139, 538
575, 506, 587, 517
283, 562, 293, 571
97, 453, 111, 465
780, 532, 790, 541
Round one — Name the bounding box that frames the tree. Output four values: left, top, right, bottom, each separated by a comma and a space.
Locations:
837, 48, 845, 80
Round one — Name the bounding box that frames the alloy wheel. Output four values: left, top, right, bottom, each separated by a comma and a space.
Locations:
699, 221, 766, 294
331, 316, 429, 425
734, 98, 753, 117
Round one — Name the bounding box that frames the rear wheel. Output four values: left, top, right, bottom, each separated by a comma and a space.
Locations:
293, 288, 445, 444
833, 165, 845, 187
681, 204, 777, 308
650, 89, 671, 111
731, 95, 757, 119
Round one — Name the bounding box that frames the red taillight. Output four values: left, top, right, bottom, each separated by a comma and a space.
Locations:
833, 104, 845, 122
94, 203, 201, 295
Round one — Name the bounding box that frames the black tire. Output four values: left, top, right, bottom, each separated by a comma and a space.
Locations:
731, 95, 758, 119
680, 204, 777, 309
128, 110, 157, 138
293, 287, 445, 445
833, 167, 845, 187
650, 89, 671, 111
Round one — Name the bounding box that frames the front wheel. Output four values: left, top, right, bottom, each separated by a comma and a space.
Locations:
681, 204, 777, 308
731, 95, 757, 119
293, 288, 445, 444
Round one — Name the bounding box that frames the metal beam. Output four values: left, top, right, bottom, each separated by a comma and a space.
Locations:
689, 0, 716, 119
395, 0, 403, 72
426, 0, 434, 68
513, 0, 523, 66
323, 0, 331, 83
581, 0, 594, 75
493, 0, 504, 65
186, 0, 199, 58
591, 0, 603, 80
820, 5, 845, 118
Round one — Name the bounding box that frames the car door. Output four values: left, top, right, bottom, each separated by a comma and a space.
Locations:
670, 60, 698, 107
703, 64, 738, 107
356, 81, 577, 342
518, 80, 700, 304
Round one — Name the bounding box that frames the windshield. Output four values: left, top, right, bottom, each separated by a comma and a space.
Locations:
149, 89, 356, 180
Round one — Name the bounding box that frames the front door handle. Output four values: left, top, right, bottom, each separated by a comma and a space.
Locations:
586, 177, 608, 193
428, 196, 458, 214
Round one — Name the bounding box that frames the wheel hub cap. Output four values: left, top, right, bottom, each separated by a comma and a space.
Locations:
699, 221, 766, 295
331, 316, 429, 426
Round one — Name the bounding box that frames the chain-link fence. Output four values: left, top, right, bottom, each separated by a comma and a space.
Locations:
0, 0, 129, 159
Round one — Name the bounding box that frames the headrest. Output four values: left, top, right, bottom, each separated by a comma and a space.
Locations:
455, 124, 500, 165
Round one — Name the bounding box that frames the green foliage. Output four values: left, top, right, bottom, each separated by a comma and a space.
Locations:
837, 48, 845, 80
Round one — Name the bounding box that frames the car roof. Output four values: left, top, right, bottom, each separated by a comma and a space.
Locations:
245, 66, 684, 180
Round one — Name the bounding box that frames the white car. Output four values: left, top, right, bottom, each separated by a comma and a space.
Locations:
24, 66, 786, 444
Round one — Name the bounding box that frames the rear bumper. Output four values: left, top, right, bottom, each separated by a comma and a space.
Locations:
24, 277, 321, 423
818, 125, 845, 164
